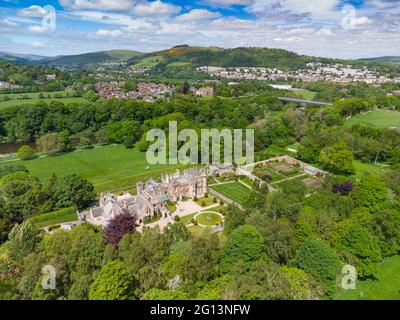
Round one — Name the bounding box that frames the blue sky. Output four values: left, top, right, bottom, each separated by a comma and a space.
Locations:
0, 0, 399, 58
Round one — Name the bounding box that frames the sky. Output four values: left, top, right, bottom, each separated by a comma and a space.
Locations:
0, 0, 399, 59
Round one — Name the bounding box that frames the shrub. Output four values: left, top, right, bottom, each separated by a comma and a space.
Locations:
17, 145, 36, 160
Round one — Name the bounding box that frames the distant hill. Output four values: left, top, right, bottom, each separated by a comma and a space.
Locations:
359, 56, 400, 65
127, 46, 344, 71
2, 46, 399, 75
42, 50, 144, 66
0, 52, 48, 64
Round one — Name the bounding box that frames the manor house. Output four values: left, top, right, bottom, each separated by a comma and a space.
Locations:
85, 169, 207, 228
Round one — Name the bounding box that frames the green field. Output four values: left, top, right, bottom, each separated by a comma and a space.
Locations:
211, 182, 252, 205
335, 255, 400, 300
353, 160, 387, 178
132, 56, 165, 69
292, 89, 317, 100
345, 110, 400, 128
0, 97, 87, 109
0, 91, 87, 109
0, 145, 186, 194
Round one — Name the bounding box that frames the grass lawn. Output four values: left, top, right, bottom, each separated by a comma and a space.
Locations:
345, 110, 400, 129
195, 196, 216, 207
0, 144, 187, 194
292, 89, 317, 100
353, 160, 387, 178
335, 255, 400, 300
211, 182, 252, 205
29, 206, 78, 228
180, 213, 196, 225
195, 212, 223, 226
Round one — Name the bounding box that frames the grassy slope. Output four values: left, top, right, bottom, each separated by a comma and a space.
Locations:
211, 182, 252, 205
353, 160, 387, 178
0, 145, 187, 194
345, 110, 400, 128
335, 255, 400, 300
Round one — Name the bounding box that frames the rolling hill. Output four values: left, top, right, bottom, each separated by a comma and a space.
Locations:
0, 52, 48, 64
359, 56, 400, 65
41, 50, 144, 66
127, 46, 347, 72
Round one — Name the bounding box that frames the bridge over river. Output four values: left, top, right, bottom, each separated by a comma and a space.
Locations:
278, 97, 332, 107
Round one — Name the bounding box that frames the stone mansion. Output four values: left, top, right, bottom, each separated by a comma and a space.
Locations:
84, 168, 207, 227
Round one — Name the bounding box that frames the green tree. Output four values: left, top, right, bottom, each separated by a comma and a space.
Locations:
350, 175, 388, 213
141, 288, 187, 300
248, 216, 296, 264
319, 142, 355, 175
295, 240, 341, 296
220, 225, 265, 273
89, 260, 134, 300
55, 175, 96, 210
335, 224, 382, 278
372, 209, 400, 256
8, 221, 41, 267
36, 133, 65, 155
17, 145, 36, 160
79, 136, 92, 149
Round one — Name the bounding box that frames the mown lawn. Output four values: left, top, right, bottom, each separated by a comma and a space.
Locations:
196, 212, 223, 226
0, 144, 187, 194
345, 110, 400, 129
211, 182, 252, 205
335, 255, 400, 300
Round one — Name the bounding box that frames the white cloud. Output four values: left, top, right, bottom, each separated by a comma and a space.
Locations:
317, 28, 333, 35
0, 19, 19, 28
352, 16, 374, 26
131, 0, 181, 17
176, 9, 221, 23
17, 5, 47, 18
203, 0, 254, 6
28, 25, 47, 33
60, 0, 135, 11
248, 0, 341, 20
95, 28, 123, 37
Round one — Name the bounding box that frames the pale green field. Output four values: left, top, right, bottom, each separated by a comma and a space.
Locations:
0, 90, 87, 109
345, 110, 400, 128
